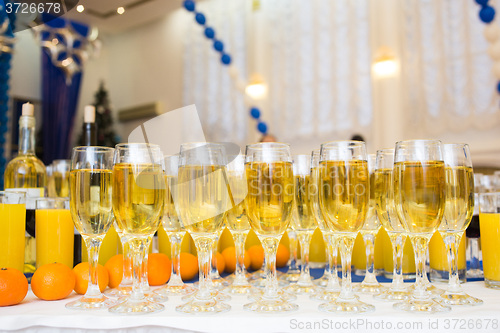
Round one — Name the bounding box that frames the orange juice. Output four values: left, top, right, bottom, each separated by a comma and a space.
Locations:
479, 213, 500, 287
0, 203, 26, 271
382, 230, 416, 277
429, 231, 466, 278
36, 209, 74, 268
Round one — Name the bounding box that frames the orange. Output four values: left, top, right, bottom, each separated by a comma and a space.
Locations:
0, 267, 28, 306
222, 247, 251, 273
31, 263, 75, 301
180, 252, 198, 281
104, 254, 123, 288
248, 245, 264, 271
147, 253, 171, 286
276, 244, 290, 268
216, 252, 225, 274
73, 262, 109, 295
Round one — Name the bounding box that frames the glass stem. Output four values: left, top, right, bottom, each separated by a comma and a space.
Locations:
83, 236, 102, 297
444, 233, 463, 293
168, 233, 184, 286
411, 236, 429, 299
338, 235, 356, 300
233, 231, 249, 284
362, 233, 378, 283
326, 233, 340, 291
121, 237, 133, 286
297, 232, 312, 285
288, 230, 299, 271
323, 234, 333, 278
390, 233, 406, 290
130, 239, 146, 301
262, 237, 280, 299
195, 238, 213, 300
211, 235, 220, 278
468, 237, 481, 271
141, 236, 152, 290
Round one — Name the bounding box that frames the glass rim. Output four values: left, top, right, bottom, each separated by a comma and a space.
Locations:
115, 143, 160, 149
36, 197, 69, 203
320, 140, 366, 148
395, 139, 442, 146
73, 146, 115, 153
443, 142, 469, 147
479, 191, 500, 197
180, 142, 225, 149
376, 148, 394, 153
246, 142, 290, 150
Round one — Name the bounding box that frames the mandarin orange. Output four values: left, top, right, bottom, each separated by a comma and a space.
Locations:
73, 262, 109, 295
31, 263, 75, 301
0, 267, 28, 306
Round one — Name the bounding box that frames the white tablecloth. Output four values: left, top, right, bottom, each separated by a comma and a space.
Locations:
1, 282, 500, 333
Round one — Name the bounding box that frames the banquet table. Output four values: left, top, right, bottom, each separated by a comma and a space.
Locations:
2, 269, 500, 333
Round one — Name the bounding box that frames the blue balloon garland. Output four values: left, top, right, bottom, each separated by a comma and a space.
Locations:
475, 0, 500, 94
182, 0, 269, 135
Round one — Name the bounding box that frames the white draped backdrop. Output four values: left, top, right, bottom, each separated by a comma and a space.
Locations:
183, 0, 500, 147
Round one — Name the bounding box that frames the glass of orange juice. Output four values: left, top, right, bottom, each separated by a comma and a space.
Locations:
0, 191, 26, 272
35, 198, 74, 268
479, 192, 500, 289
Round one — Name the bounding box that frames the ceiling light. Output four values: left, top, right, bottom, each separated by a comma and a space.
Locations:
372, 49, 398, 78
245, 74, 267, 100
117, 7, 125, 15
76, 5, 84, 12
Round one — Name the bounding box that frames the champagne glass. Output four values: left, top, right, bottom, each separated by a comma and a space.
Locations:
318, 141, 375, 313
109, 143, 165, 314
436, 143, 482, 306
284, 154, 318, 295
155, 155, 195, 297
243, 142, 298, 313
104, 222, 133, 297
310, 149, 341, 301
393, 139, 451, 313
66, 146, 116, 310
224, 154, 255, 294
373, 148, 410, 301
210, 223, 230, 289
176, 142, 231, 314
354, 154, 385, 294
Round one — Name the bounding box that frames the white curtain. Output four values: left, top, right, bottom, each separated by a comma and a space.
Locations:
183, 0, 248, 144
262, 0, 373, 143
402, 0, 500, 134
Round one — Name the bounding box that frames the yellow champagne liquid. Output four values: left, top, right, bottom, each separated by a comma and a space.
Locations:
49, 171, 70, 198
70, 169, 114, 237
4, 156, 46, 190
394, 161, 446, 236
479, 213, 500, 282
374, 168, 406, 233
113, 163, 165, 237
36, 209, 74, 268
0, 203, 26, 272
318, 160, 369, 233
441, 166, 474, 231
245, 161, 294, 237
291, 175, 316, 232
226, 172, 251, 232
163, 175, 183, 233
177, 165, 229, 237
310, 167, 328, 232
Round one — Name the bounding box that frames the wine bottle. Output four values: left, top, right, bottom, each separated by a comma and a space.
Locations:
4, 102, 47, 274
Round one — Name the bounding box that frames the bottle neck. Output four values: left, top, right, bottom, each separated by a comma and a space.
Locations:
83, 122, 97, 146
18, 115, 36, 155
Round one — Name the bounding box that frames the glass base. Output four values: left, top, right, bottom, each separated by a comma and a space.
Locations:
430, 268, 466, 284
247, 289, 296, 301
310, 290, 340, 301
353, 281, 387, 294
154, 284, 196, 297
223, 283, 258, 295
243, 296, 298, 313
467, 269, 483, 279
319, 296, 375, 314
66, 294, 117, 310
104, 286, 132, 298
195, 278, 230, 290
182, 290, 230, 302
313, 274, 331, 287
485, 279, 500, 289
408, 283, 444, 295
279, 271, 301, 283
374, 288, 409, 301
108, 297, 164, 315
251, 276, 288, 288
176, 298, 230, 314
436, 291, 483, 306
283, 281, 318, 295
393, 298, 451, 313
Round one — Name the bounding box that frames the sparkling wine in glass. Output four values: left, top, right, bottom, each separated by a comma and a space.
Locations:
66, 146, 116, 310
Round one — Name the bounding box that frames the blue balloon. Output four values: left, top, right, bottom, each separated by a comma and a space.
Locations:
0, 124, 7, 133
250, 107, 261, 119
0, 135, 5, 143
204, 27, 215, 39
257, 122, 268, 134
0, 114, 7, 123
476, 0, 489, 5
195, 12, 206, 25
183, 0, 195, 12
0, 147, 4, 155
221, 54, 231, 65
480, 6, 495, 23
497, 81, 500, 93
213, 40, 224, 52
